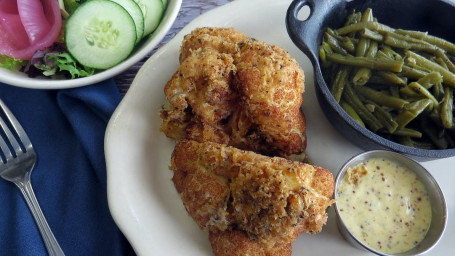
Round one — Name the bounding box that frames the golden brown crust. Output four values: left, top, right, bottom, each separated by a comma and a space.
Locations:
209, 230, 292, 256
161, 27, 306, 157
171, 140, 335, 249
179, 27, 249, 62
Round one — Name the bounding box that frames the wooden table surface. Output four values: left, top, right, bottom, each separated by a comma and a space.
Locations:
113, 0, 234, 95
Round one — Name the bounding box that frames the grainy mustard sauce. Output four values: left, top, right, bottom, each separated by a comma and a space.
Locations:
337, 158, 431, 254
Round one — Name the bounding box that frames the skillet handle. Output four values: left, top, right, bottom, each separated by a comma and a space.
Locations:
286, 0, 331, 68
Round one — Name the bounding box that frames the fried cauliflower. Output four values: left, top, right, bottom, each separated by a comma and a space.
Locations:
160, 27, 306, 158
171, 140, 335, 255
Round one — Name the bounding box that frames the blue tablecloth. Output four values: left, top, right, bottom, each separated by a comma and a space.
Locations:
0, 80, 135, 256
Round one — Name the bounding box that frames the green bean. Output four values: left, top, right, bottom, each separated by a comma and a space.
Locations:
407, 82, 439, 109
326, 53, 403, 72
353, 41, 379, 85
344, 11, 362, 27
355, 8, 373, 57
366, 100, 399, 133
435, 49, 455, 73
435, 57, 448, 70
381, 46, 403, 61
395, 99, 432, 128
341, 37, 356, 54
336, 21, 395, 35
433, 81, 445, 101
377, 71, 407, 85
384, 33, 439, 53
360, 28, 384, 41
401, 65, 429, 79
320, 9, 455, 149
331, 66, 350, 102
393, 128, 422, 138
395, 29, 427, 40
440, 87, 453, 128
405, 50, 455, 87
396, 29, 455, 55
400, 85, 420, 97
341, 101, 365, 127
324, 33, 349, 55
319, 42, 333, 68
416, 71, 443, 89
343, 83, 384, 132
355, 85, 408, 109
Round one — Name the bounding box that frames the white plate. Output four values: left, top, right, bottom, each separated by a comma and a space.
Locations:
105, 0, 455, 255
0, 0, 181, 89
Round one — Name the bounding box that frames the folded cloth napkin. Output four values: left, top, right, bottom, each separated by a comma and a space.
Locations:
0, 80, 135, 256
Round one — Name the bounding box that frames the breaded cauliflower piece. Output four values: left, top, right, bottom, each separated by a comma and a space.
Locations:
170, 140, 334, 255
160, 27, 306, 157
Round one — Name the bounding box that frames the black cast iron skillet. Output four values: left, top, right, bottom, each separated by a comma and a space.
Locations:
286, 0, 455, 159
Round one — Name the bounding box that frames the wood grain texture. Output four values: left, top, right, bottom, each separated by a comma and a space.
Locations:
114, 0, 234, 95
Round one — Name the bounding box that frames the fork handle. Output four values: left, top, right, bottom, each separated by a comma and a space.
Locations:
16, 177, 65, 256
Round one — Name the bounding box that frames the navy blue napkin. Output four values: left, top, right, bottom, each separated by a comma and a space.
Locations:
0, 80, 135, 256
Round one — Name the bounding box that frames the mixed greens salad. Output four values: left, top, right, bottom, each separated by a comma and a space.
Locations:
0, 0, 166, 79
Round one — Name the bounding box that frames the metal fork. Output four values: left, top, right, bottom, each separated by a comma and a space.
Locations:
0, 99, 65, 256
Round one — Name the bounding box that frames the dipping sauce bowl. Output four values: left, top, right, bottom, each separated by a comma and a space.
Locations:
334, 150, 447, 255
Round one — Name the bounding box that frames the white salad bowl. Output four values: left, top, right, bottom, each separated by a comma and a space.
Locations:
0, 0, 182, 89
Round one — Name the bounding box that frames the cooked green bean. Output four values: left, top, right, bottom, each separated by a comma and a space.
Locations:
366, 100, 399, 133
353, 41, 379, 85
396, 29, 455, 55
433, 81, 445, 101
416, 71, 443, 89
381, 46, 403, 61
407, 82, 439, 109
355, 8, 373, 57
405, 50, 455, 87
393, 128, 422, 138
401, 65, 429, 79
341, 101, 365, 127
331, 66, 350, 102
320, 8, 455, 149
384, 33, 439, 53
435, 49, 455, 73
360, 28, 384, 41
324, 33, 349, 55
355, 85, 408, 109
441, 87, 453, 128
326, 53, 403, 72
319, 42, 333, 68
336, 21, 394, 35
377, 71, 407, 85
343, 83, 384, 132
341, 37, 356, 54
394, 99, 432, 128
435, 57, 449, 70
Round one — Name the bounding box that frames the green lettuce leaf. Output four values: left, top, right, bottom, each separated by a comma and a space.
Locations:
0, 55, 26, 71
34, 52, 95, 79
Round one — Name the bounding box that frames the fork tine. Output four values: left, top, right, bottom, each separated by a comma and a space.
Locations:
0, 99, 29, 153
0, 129, 13, 162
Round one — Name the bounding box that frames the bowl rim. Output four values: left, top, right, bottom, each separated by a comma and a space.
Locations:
0, 0, 183, 90
333, 150, 448, 256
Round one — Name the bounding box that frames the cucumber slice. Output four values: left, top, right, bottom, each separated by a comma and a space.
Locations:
65, 0, 137, 69
161, 0, 168, 7
134, 0, 164, 36
109, 0, 144, 44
